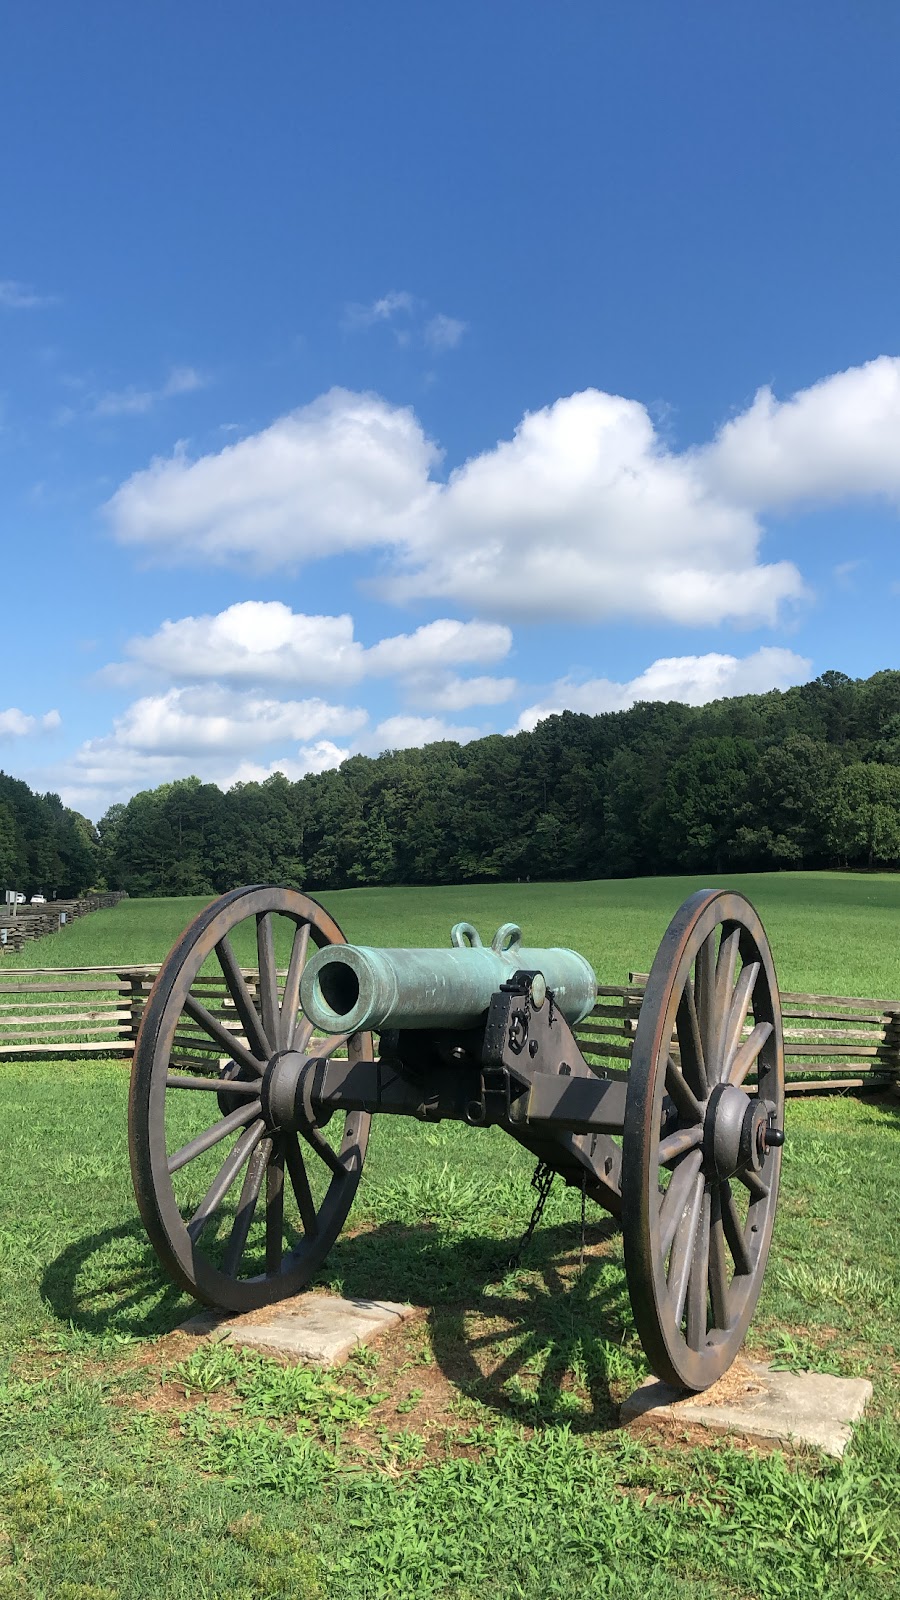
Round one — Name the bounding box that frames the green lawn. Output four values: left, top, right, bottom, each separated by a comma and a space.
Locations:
7, 868, 900, 996
0, 873, 898, 1598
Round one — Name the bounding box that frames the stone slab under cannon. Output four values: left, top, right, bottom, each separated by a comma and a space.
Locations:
129, 884, 785, 1393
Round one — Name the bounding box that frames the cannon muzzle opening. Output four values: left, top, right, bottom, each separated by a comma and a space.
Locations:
301, 945, 397, 1034
316, 957, 361, 1019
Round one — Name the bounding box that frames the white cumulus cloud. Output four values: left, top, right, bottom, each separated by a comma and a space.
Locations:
101, 355, 900, 627
370, 714, 481, 751
218, 742, 350, 787
114, 605, 363, 686
105, 385, 807, 627
58, 690, 366, 811
514, 647, 812, 732
411, 675, 517, 711
105, 604, 512, 691
99, 686, 366, 755
107, 389, 441, 565
0, 707, 61, 737
703, 355, 900, 508
364, 618, 511, 676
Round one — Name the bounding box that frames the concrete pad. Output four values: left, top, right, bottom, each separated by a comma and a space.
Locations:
621, 1360, 872, 1458
181, 1292, 418, 1367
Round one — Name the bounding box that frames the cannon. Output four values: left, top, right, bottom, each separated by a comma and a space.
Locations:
129, 885, 785, 1391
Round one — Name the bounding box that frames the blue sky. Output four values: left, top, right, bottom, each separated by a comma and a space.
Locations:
3, 2, 900, 820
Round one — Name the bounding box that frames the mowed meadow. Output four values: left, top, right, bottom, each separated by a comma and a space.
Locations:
6, 867, 900, 994
0, 872, 898, 1599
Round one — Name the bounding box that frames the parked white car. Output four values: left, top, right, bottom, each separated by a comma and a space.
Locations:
30, 894, 46, 905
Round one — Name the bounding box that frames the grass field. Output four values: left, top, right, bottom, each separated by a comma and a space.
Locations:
1, 873, 898, 1598
7, 868, 900, 996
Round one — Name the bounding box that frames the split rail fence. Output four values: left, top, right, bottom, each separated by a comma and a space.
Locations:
0, 893, 128, 954
0, 963, 898, 1095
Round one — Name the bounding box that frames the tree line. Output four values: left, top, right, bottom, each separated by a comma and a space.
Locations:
4, 668, 899, 900
0, 773, 99, 899
93, 668, 900, 896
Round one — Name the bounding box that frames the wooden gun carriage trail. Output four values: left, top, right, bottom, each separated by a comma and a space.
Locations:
130, 884, 793, 1394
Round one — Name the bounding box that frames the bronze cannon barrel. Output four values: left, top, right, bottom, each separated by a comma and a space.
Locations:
299, 921, 598, 1034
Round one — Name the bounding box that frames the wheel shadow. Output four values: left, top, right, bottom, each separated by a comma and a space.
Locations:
44, 1213, 640, 1429
41, 1220, 192, 1339
326, 1213, 638, 1432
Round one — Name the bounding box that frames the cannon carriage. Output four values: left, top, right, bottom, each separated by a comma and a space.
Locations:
129, 885, 785, 1392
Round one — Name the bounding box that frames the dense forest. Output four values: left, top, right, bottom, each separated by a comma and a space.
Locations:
0, 774, 99, 899
5, 668, 900, 900
93, 667, 900, 896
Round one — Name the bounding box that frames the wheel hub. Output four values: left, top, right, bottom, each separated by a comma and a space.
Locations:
704, 1082, 780, 1181
261, 1049, 308, 1131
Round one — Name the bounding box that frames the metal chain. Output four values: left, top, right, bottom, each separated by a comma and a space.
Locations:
579, 1169, 587, 1273
509, 1159, 555, 1270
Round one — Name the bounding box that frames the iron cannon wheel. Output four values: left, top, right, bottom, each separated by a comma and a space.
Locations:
621, 889, 784, 1392
128, 886, 372, 1312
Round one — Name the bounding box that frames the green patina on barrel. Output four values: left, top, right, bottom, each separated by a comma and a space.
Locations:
299, 921, 598, 1034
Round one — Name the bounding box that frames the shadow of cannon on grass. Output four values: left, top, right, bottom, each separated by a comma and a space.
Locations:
311, 1212, 640, 1432
43, 1212, 643, 1428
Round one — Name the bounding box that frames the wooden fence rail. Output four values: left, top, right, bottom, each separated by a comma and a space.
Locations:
579, 975, 900, 1095
0, 893, 128, 954
0, 963, 898, 1093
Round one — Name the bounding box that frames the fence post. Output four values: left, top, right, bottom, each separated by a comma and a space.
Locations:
885, 1009, 900, 1092
122, 971, 149, 1054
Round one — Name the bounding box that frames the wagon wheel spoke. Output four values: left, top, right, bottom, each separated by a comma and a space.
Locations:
736, 1166, 769, 1202
720, 961, 760, 1082
215, 934, 272, 1061
708, 1184, 733, 1327
186, 1119, 266, 1243
657, 1124, 703, 1166
168, 1099, 262, 1175
265, 1137, 285, 1274
676, 984, 708, 1097
721, 1179, 753, 1275
665, 1055, 704, 1124
712, 927, 741, 1072
667, 1172, 705, 1325
284, 1133, 319, 1236
221, 1139, 271, 1276
301, 1124, 348, 1177
256, 912, 280, 1049
292, 1016, 315, 1053
694, 929, 718, 1072
165, 1071, 261, 1095
280, 921, 311, 1050
658, 1149, 703, 1259
685, 1187, 711, 1349
181, 993, 264, 1077
308, 1031, 350, 1060
726, 1021, 773, 1089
